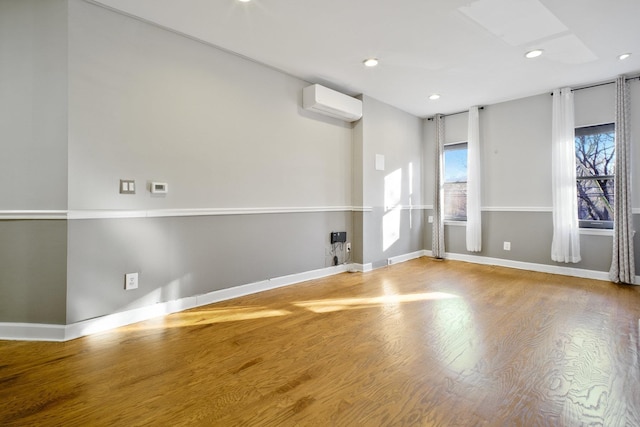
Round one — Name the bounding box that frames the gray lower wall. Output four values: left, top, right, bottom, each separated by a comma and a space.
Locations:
364, 207, 424, 268
0, 220, 67, 324
424, 210, 640, 274
351, 211, 364, 264
66, 211, 351, 324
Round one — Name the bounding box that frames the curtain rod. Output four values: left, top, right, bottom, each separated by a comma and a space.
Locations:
427, 106, 484, 121
550, 75, 640, 95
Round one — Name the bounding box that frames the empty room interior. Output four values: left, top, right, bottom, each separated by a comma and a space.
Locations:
2, 0, 640, 425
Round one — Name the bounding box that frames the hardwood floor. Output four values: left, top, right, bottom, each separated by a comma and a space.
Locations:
1, 258, 640, 426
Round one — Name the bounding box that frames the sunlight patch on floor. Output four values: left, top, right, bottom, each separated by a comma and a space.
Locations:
118, 307, 292, 331
294, 292, 460, 313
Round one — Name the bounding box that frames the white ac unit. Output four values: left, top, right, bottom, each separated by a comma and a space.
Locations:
302, 84, 362, 122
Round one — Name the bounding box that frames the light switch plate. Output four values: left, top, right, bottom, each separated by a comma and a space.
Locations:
120, 179, 135, 194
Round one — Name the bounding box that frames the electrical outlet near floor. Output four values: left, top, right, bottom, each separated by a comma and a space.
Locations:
125, 272, 139, 290
503, 241, 511, 251
346, 242, 351, 252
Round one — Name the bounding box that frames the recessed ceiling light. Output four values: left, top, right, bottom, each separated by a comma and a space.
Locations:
237, 0, 251, 2
363, 58, 379, 67
618, 53, 631, 61
525, 49, 543, 59
429, 94, 440, 101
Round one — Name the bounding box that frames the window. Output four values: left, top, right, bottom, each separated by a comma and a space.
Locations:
575, 123, 615, 229
444, 142, 468, 221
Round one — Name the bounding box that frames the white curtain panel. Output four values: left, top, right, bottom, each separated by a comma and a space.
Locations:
466, 106, 482, 252
551, 88, 581, 263
432, 114, 445, 259
610, 76, 635, 284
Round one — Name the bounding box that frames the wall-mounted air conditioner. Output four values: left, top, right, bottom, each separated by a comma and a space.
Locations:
302, 84, 362, 122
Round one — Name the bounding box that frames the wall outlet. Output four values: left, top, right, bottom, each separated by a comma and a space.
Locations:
125, 272, 139, 290
503, 241, 511, 251
346, 242, 351, 252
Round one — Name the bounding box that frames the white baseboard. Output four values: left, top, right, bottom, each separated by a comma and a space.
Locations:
0, 264, 352, 342
423, 250, 621, 282
388, 250, 427, 265
195, 264, 349, 307
3, 251, 633, 342
64, 296, 199, 340
350, 262, 373, 272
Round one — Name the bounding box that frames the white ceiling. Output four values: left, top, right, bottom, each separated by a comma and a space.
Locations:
92, 0, 640, 117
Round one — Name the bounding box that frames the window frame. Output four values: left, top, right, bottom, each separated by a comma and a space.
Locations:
443, 141, 468, 222
575, 122, 615, 230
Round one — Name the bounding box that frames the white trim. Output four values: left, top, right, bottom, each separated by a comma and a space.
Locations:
425, 206, 640, 214
0, 210, 67, 220
445, 220, 467, 227
480, 207, 553, 212
350, 262, 373, 272
422, 249, 632, 283
386, 205, 431, 211
353, 206, 374, 212
64, 297, 198, 340
387, 250, 426, 265
69, 207, 362, 219
0, 263, 353, 342
579, 228, 614, 236
444, 252, 612, 281
0, 207, 371, 220
423, 206, 554, 213
68, 210, 148, 219
195, 264, 349, 306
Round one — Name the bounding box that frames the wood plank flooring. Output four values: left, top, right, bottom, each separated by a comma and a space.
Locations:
1, 258, 640, 426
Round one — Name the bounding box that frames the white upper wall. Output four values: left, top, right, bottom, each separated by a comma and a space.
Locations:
481, 93, 552, 208
361, 96, 423, 209
425, 81, 640, 210
0, 0, 68, 210
424, 94, 552, 209
574, 84, 615, 128
67, 0, 353, 211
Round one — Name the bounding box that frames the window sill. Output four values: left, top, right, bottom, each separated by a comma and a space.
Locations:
444, 220, 467, 227
579, 228, 613, 236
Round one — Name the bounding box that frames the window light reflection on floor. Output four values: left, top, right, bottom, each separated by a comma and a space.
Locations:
294, 292, 460, 313
115, 307, 292, 332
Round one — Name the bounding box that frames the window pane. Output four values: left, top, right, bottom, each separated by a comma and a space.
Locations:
577, 178, 614, 221
444, 182, 467, 220
575, 124, 615, 177
444, 143, 467, 220
444, 145, 467, 183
